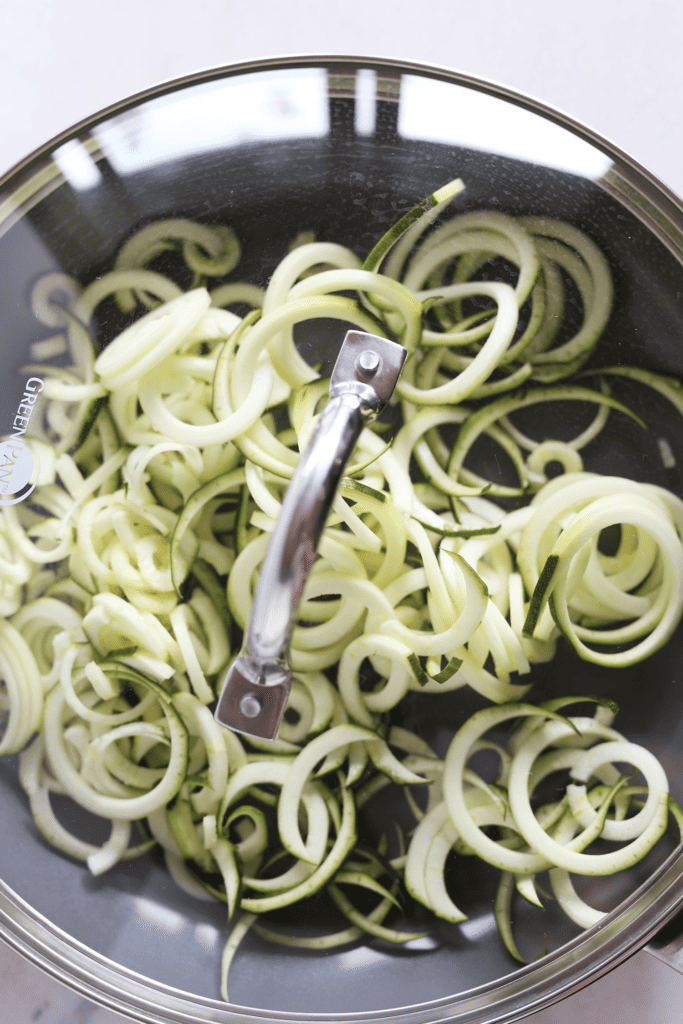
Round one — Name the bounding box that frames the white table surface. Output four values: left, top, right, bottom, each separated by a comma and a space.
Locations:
1, 1, 683, 1020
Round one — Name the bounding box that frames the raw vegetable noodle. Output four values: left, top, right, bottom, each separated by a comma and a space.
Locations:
2, 179, 683, 1000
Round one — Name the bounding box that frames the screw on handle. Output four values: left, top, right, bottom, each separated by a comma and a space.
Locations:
214, 330, 407, 740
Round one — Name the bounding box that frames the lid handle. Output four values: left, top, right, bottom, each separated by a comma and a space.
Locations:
214, 330, 407, 739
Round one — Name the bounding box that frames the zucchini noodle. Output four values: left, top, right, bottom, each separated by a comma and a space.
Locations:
2, 182, 683, 1000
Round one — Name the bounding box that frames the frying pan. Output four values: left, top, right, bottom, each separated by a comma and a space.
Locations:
1, 55, 683, 1023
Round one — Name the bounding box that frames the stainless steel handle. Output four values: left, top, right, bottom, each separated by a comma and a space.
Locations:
646, 910, 683, 975
214, 330, 407, 740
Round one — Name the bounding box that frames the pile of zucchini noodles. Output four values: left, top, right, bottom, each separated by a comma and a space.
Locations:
3, 177, 683, 999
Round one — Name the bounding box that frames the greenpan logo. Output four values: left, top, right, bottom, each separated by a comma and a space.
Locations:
0, 377, 43, 507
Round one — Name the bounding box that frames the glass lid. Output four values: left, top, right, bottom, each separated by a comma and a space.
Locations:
1, 56, 683, 1024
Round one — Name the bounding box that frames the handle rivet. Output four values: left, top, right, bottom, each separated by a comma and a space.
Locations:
239, 693, 262, 718
356, 350, 381, 376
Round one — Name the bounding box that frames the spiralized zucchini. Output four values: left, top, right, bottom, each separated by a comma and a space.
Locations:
2, 181, 683, 1001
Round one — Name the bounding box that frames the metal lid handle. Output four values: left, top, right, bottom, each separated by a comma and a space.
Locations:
214, 330, 407, 739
